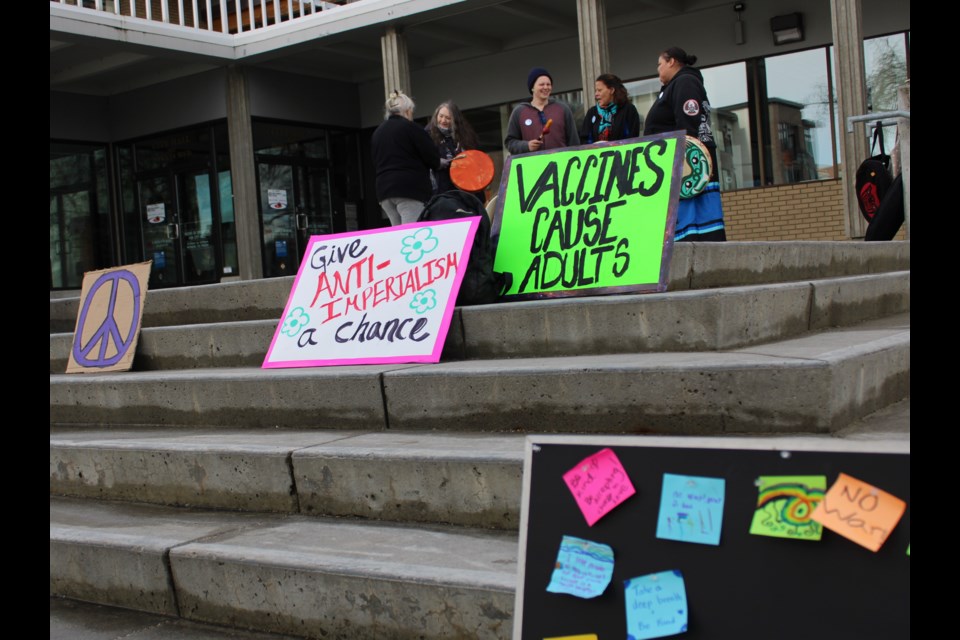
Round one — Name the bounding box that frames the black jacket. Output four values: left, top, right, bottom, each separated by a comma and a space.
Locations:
580, 102, 642, 143
643, 66, 718, 180
371, 115, 441, 202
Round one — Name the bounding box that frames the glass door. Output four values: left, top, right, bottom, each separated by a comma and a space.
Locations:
50, 189, 94, 289
179, 168, 217, 285
138, 174, 179, 287
258, 160, 333, 278
137, 168, 219, 287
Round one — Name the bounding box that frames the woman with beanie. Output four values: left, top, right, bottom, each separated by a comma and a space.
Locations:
643, 47, 726, 241
580, 73, 642, 143
371, 90, 441, 226
504, 67, 580, 155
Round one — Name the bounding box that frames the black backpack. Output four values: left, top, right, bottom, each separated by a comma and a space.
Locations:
418, 190, 510, 306
854, 122, 893, 222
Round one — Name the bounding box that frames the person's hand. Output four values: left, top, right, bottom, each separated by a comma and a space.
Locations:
439, 157, 452, 169
528, 138, 543, 152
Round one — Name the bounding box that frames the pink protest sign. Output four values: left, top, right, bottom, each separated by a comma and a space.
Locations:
563, 448, 636, 526
262, 218, 478, 368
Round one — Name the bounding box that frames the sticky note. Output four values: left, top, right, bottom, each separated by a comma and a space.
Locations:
624, 570, 688, 639
656, 473, 725, 545
546, 535, 614, 599
810, 472, 906, 552
563, 448, 636, 526
749, 475, 826, 540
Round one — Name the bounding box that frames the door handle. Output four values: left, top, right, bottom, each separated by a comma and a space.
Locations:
296, 213, 308, 231
168, 223, 180, 239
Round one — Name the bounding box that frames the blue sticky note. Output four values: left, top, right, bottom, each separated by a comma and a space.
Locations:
624, 570, 688, 639
656, 473, 726, 546
546, 535, 614, 599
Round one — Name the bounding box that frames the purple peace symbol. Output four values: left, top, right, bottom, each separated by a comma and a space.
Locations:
71, 270, 143, 368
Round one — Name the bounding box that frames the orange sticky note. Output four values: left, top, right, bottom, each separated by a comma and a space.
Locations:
810, 472, 906, 552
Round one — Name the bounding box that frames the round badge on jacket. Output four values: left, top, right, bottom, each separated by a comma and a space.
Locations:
681, 136, 712, 199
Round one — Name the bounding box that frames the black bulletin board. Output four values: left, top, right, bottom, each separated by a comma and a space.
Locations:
513, 435, 910, 640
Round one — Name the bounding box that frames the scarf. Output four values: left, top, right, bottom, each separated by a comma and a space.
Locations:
597, 102, 618, 141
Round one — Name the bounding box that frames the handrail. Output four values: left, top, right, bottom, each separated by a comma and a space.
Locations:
846, 110, 910, 133
52, 0, 338, 33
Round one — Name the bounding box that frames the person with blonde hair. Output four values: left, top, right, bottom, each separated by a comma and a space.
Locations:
371, 90, 441, 225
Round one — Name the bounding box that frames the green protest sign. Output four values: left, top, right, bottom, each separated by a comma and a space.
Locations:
492, 132, 684, 300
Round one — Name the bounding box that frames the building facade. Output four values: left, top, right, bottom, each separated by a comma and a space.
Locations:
50, 0, 910, 292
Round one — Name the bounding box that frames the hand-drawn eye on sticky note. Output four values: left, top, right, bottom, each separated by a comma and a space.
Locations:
656, 473, 725, 546
562, 448, 636, 526
623, 570, 688, 639
810, 472, 906, 552
749, 475, 826, 541
546, 535, 614, 599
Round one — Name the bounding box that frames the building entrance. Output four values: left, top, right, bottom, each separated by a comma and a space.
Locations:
257, 160, 333, 278
137, 166, 220, 288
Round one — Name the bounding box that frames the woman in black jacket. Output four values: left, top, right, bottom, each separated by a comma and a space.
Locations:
371, 90, 441, 226
580, 73, 641, 143
425, 100, 482, 198
644, 47, 726, 241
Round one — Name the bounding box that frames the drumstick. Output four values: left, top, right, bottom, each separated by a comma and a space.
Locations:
538, 118, 553, 141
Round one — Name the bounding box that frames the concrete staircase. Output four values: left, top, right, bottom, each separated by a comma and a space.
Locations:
50, 241, 910, 640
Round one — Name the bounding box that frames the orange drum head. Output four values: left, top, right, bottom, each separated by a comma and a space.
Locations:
450, 150, 495, 192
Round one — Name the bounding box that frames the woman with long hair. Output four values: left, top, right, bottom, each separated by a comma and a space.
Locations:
580, 73, 641, 143
425, 100, 481, 196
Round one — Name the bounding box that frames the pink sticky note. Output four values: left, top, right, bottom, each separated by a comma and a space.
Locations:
563, 448, 636, 526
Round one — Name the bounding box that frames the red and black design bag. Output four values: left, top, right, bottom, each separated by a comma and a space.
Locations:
854, 122, 893, 222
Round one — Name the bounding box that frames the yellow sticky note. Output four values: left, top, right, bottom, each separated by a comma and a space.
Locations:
811, 473, 906, 552
544, 636, 598, 640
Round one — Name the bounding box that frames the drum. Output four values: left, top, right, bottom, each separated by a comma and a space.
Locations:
680, 135, 713, 199
450, 149, 495, 193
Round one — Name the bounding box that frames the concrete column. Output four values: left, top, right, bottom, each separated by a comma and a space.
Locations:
830, 0, 869, 239
897, 81, 910, 239
381, 25, 411, 100
226, 65, 263, 280
576, 0, 609, 107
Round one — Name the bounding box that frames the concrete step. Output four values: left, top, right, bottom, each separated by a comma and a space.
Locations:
49, 241, 910, 334
50, 430, 525, 529
50, 313, 910, 435
50, 271, 911, 372
50, 398, 909, 640
50, 496, 517, 640
50, 397, 910, 530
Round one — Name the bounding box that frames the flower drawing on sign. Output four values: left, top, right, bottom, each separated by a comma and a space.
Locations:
401, 228, 439, 264
410, 289, 438, 314
282, 307, 310, 337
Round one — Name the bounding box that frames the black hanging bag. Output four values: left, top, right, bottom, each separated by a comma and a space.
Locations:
854, 121, 893, 222
417, 190, 511, 306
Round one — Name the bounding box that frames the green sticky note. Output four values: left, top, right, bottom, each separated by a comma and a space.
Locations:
749, 475, 826, 541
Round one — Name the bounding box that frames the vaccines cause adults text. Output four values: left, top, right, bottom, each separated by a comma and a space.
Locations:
513, 140, 667, 293
298, 237, 458, 346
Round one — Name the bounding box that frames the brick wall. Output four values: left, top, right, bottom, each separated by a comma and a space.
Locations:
721, 179, 906, 241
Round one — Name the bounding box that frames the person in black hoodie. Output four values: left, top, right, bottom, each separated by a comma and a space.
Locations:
371, 90, 442, 226
644, 47, 727, 241
580, 73, 642, 143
